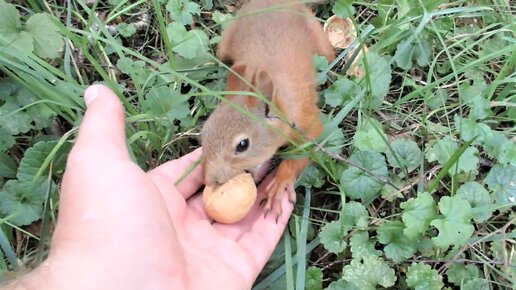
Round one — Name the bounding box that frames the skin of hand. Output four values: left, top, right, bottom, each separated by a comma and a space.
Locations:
3, 84, 293, 290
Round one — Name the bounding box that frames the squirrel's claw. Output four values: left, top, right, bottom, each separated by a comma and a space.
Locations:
262, 174, 296, 223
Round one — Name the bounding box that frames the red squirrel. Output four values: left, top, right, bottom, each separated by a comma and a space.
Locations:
201, 0, 335, 217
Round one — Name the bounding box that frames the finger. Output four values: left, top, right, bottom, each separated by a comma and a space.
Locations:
71, 84, 129, 161
148, 148, 204, 199
185, 193, 213, 223
236, 182, 293, 275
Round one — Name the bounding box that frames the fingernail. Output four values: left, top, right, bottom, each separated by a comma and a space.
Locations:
84, 85, 102, 107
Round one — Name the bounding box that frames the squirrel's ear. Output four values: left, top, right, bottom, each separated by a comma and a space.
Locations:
226, 63, 247, 91
252, 70, 274, 101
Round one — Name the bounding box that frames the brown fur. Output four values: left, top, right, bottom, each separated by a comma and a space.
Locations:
201, 0, 335, 217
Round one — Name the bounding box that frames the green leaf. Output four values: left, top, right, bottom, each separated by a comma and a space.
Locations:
332, 0, 355, 18
425, 137, 479, 174
325, 278, 359, 290
25, 13, 64, 59
352, 118, 387, 152
483, 130, 516, 165
143, 86, 190, 122
14, 87, 56, 130
0, 79, 57, 150
319, 221, 347, 254
324, 77, 359, 107
425, 88, 448, 110
459, 81, 492, 120
314, 55, 330, 85
320, 125, 346, 155
377, 221, 417, 262
0, 0, 33, 53
116, 58, 149, 83
416, 237, 436, 257
117, 23, 137, 37
340, 151, 387, 201
0, 127, 15, 151
497, 140, 516, 166
305, 267, 323, 290
0, 179, 47, 226
446, 263, 479, 286
360, 52, 392, 109
297, 165, 325, 189
413, 38, 432, 66
393, 38, 432, 70
0, 152, 16, 178
342, 255, 396, 290
386, 139, 422, 172
381, 173, 404, 201
341, 201, 369, 230
406, 262, 444, 290
456, 181, 493, 222
454, 115, 491, 144
166, 0, 200, 25
0, 0, 22, 35
0, 99, 32, 135
393, 39, 414, 70
349, 231, 381, 259
400, 192, 437, 239
212, 10, 233, 31
167, 22, 209, 59
484, 164, 516, 204
17, 141, 71, 185
462, 278, 490, 290
430, 196, 474, 248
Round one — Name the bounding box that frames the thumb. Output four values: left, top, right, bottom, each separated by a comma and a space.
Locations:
73, 84, 128, 160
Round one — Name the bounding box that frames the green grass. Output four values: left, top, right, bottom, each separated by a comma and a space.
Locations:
0, 0, 515, 289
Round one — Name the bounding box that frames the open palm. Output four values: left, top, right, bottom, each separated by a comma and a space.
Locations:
38, 85, 293, 290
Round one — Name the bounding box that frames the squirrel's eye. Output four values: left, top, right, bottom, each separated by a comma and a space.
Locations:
235, 138, 250, 153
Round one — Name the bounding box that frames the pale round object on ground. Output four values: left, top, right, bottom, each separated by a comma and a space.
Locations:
324, 15, 356, 49
203, 173, 257, 224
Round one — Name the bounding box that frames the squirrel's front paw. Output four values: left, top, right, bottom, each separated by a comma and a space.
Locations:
262, 173, 296, 222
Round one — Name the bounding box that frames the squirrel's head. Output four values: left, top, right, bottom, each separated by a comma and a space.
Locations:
201, 63, 289, 187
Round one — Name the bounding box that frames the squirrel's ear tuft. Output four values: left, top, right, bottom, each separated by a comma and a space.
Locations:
226, 63, 247, 92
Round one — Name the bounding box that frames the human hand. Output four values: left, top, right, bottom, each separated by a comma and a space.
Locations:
5, 84, 293, 290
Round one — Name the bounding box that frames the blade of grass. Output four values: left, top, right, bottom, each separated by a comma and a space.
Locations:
295, 189, 311, 290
